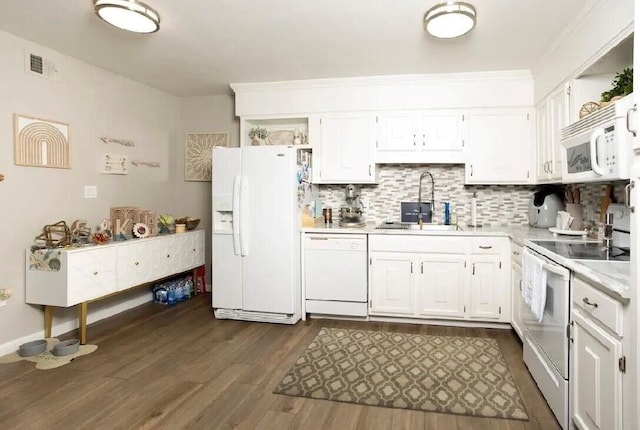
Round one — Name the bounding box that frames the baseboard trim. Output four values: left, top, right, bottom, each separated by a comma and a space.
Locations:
0, 293, 152, 356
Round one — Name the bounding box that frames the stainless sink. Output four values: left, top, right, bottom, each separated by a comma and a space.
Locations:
375, 222, 460, 231
408, 224, 459, 231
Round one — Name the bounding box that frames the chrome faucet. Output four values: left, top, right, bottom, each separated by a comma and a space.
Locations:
418, 171, 435, 229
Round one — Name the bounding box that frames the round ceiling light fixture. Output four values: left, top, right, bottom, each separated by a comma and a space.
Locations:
424, 1, 476, 39
94, 0, 160, 34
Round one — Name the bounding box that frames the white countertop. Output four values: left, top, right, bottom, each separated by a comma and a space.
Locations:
302, 222, 630, 301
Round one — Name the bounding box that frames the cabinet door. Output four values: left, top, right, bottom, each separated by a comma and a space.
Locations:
466, 108, 534, 184
67, 247, 117, 305
116, 239, 165, 291
535, 100, 551, 181
420, 111, 465, 153
369, 253, 414, 316
377, 111, 418, 152
548, 84, 568, 180
469, 254, 504, 320
572, 310, 622, 430
417, 254, 466, 318
314, 113, 376, 183
171, 230, 205, 273
511, 262, 524, 340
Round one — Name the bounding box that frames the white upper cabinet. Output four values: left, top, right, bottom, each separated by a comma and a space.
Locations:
311, 113, 377, 184
465, 107, 534, 184
376, 110, 466, 163
536, 83, 569, 182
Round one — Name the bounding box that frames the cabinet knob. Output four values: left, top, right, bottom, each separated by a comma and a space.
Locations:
512, 251, 520, 256
479, 245, 492, 250
192, 248, 196, 252
135, 262, 139, 266
166, 254, 170, 258
582, 297, 598, 308
93, 271, 98, 275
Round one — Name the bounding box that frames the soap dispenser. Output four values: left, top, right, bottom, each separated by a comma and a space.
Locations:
444, 202, 451, 225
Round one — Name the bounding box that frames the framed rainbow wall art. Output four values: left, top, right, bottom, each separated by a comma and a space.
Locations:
14, 114, 70, 169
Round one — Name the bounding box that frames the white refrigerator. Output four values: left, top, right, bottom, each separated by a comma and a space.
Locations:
211, 145, 314, 324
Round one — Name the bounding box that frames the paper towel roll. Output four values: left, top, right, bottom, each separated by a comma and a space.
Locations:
470, 193, 477, 227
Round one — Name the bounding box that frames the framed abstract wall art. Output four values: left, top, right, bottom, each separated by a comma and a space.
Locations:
184, 132, 228, 181
14, 114, 70, 169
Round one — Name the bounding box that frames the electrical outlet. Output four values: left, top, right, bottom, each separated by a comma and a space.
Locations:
84, 185, 97, 198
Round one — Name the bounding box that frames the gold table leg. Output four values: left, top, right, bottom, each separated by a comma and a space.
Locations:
78, 302, 88, 344
44, 305, 54, 338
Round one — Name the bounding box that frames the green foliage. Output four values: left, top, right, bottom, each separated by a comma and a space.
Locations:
158, 213, 174, 225
601, 68, 633, 102
248, 127, 270, 140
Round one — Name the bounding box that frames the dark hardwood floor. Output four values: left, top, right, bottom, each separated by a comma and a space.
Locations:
0, 295, 561, 429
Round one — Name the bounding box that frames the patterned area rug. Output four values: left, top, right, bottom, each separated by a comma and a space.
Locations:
274, 327, 528, 420
0, 338, 97, 370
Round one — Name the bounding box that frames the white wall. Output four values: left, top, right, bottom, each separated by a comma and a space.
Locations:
0, 29, 184, 351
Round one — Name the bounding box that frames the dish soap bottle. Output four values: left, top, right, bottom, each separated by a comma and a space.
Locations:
444, 202, 451, 225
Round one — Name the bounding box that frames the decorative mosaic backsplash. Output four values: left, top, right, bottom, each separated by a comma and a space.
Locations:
318, 164, 629, 228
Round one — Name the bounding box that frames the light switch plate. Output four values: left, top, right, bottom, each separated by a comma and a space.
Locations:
84, 185, 97, 198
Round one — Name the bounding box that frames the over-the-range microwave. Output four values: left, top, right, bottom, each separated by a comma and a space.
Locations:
560, 94, 635, 183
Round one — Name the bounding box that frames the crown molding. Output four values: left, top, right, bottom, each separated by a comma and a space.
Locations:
230, 70, 533, 94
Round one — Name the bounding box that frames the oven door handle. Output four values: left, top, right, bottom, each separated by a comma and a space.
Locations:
539, 260, 570, 280
524, 248, 570, 280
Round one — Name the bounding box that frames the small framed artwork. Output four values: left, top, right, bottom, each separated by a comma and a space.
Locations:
14, 114, 70, 168
185, 132, 229, 181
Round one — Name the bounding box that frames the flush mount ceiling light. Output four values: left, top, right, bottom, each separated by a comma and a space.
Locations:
94, 0, 160, 34
424, 1, 476, 39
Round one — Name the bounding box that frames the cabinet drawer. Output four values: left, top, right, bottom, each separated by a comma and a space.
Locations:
511, 242, 523, 266
369, 235, 470, 253
470, 237, 508, 254
573, 276, 623, 336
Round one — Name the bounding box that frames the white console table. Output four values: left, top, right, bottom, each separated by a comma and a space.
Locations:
26, 229, 205, 344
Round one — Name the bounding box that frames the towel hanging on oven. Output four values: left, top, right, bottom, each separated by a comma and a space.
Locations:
522, 249, 548, 323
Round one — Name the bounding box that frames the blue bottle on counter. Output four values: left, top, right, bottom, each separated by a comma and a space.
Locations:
444, 202, 451, 225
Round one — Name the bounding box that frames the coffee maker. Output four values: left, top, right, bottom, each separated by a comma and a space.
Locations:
339, 184, 366, 227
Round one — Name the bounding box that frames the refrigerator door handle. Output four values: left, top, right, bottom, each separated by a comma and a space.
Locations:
239, 176, 249, 256
232, 175, 241, 255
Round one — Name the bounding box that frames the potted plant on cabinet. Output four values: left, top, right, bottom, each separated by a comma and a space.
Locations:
157, 214, 175, 234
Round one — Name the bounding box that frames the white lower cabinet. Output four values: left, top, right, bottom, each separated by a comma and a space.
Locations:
26, 230, 206, 307
510, 243, 524, 340
368, 235, 510, 322
571, 276, 624, 430
469, 254, 503, 320
417, 254, 466, 318
369, 253, 413, 315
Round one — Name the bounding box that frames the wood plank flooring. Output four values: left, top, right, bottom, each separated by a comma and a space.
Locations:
0, 295, 561, 430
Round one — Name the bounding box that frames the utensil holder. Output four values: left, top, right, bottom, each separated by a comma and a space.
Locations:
565, 203, 583, 230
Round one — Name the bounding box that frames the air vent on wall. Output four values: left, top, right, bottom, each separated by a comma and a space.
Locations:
24, 51, 59, 81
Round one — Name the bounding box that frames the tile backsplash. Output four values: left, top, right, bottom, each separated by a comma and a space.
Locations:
318, 164, 629, 228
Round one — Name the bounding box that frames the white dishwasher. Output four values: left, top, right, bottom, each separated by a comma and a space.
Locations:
303, 233, 368, 317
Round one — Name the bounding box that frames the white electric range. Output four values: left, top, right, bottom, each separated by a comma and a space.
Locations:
521, 204, 631, 430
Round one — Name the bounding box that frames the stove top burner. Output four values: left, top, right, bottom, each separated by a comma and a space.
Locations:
530, 240, 630, 262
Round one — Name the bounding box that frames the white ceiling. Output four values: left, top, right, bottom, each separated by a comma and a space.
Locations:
0, 0, 586, 97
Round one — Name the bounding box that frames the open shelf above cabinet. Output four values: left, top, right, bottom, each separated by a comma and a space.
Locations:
567, 34, 634, 123
240, 117, 309, 147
